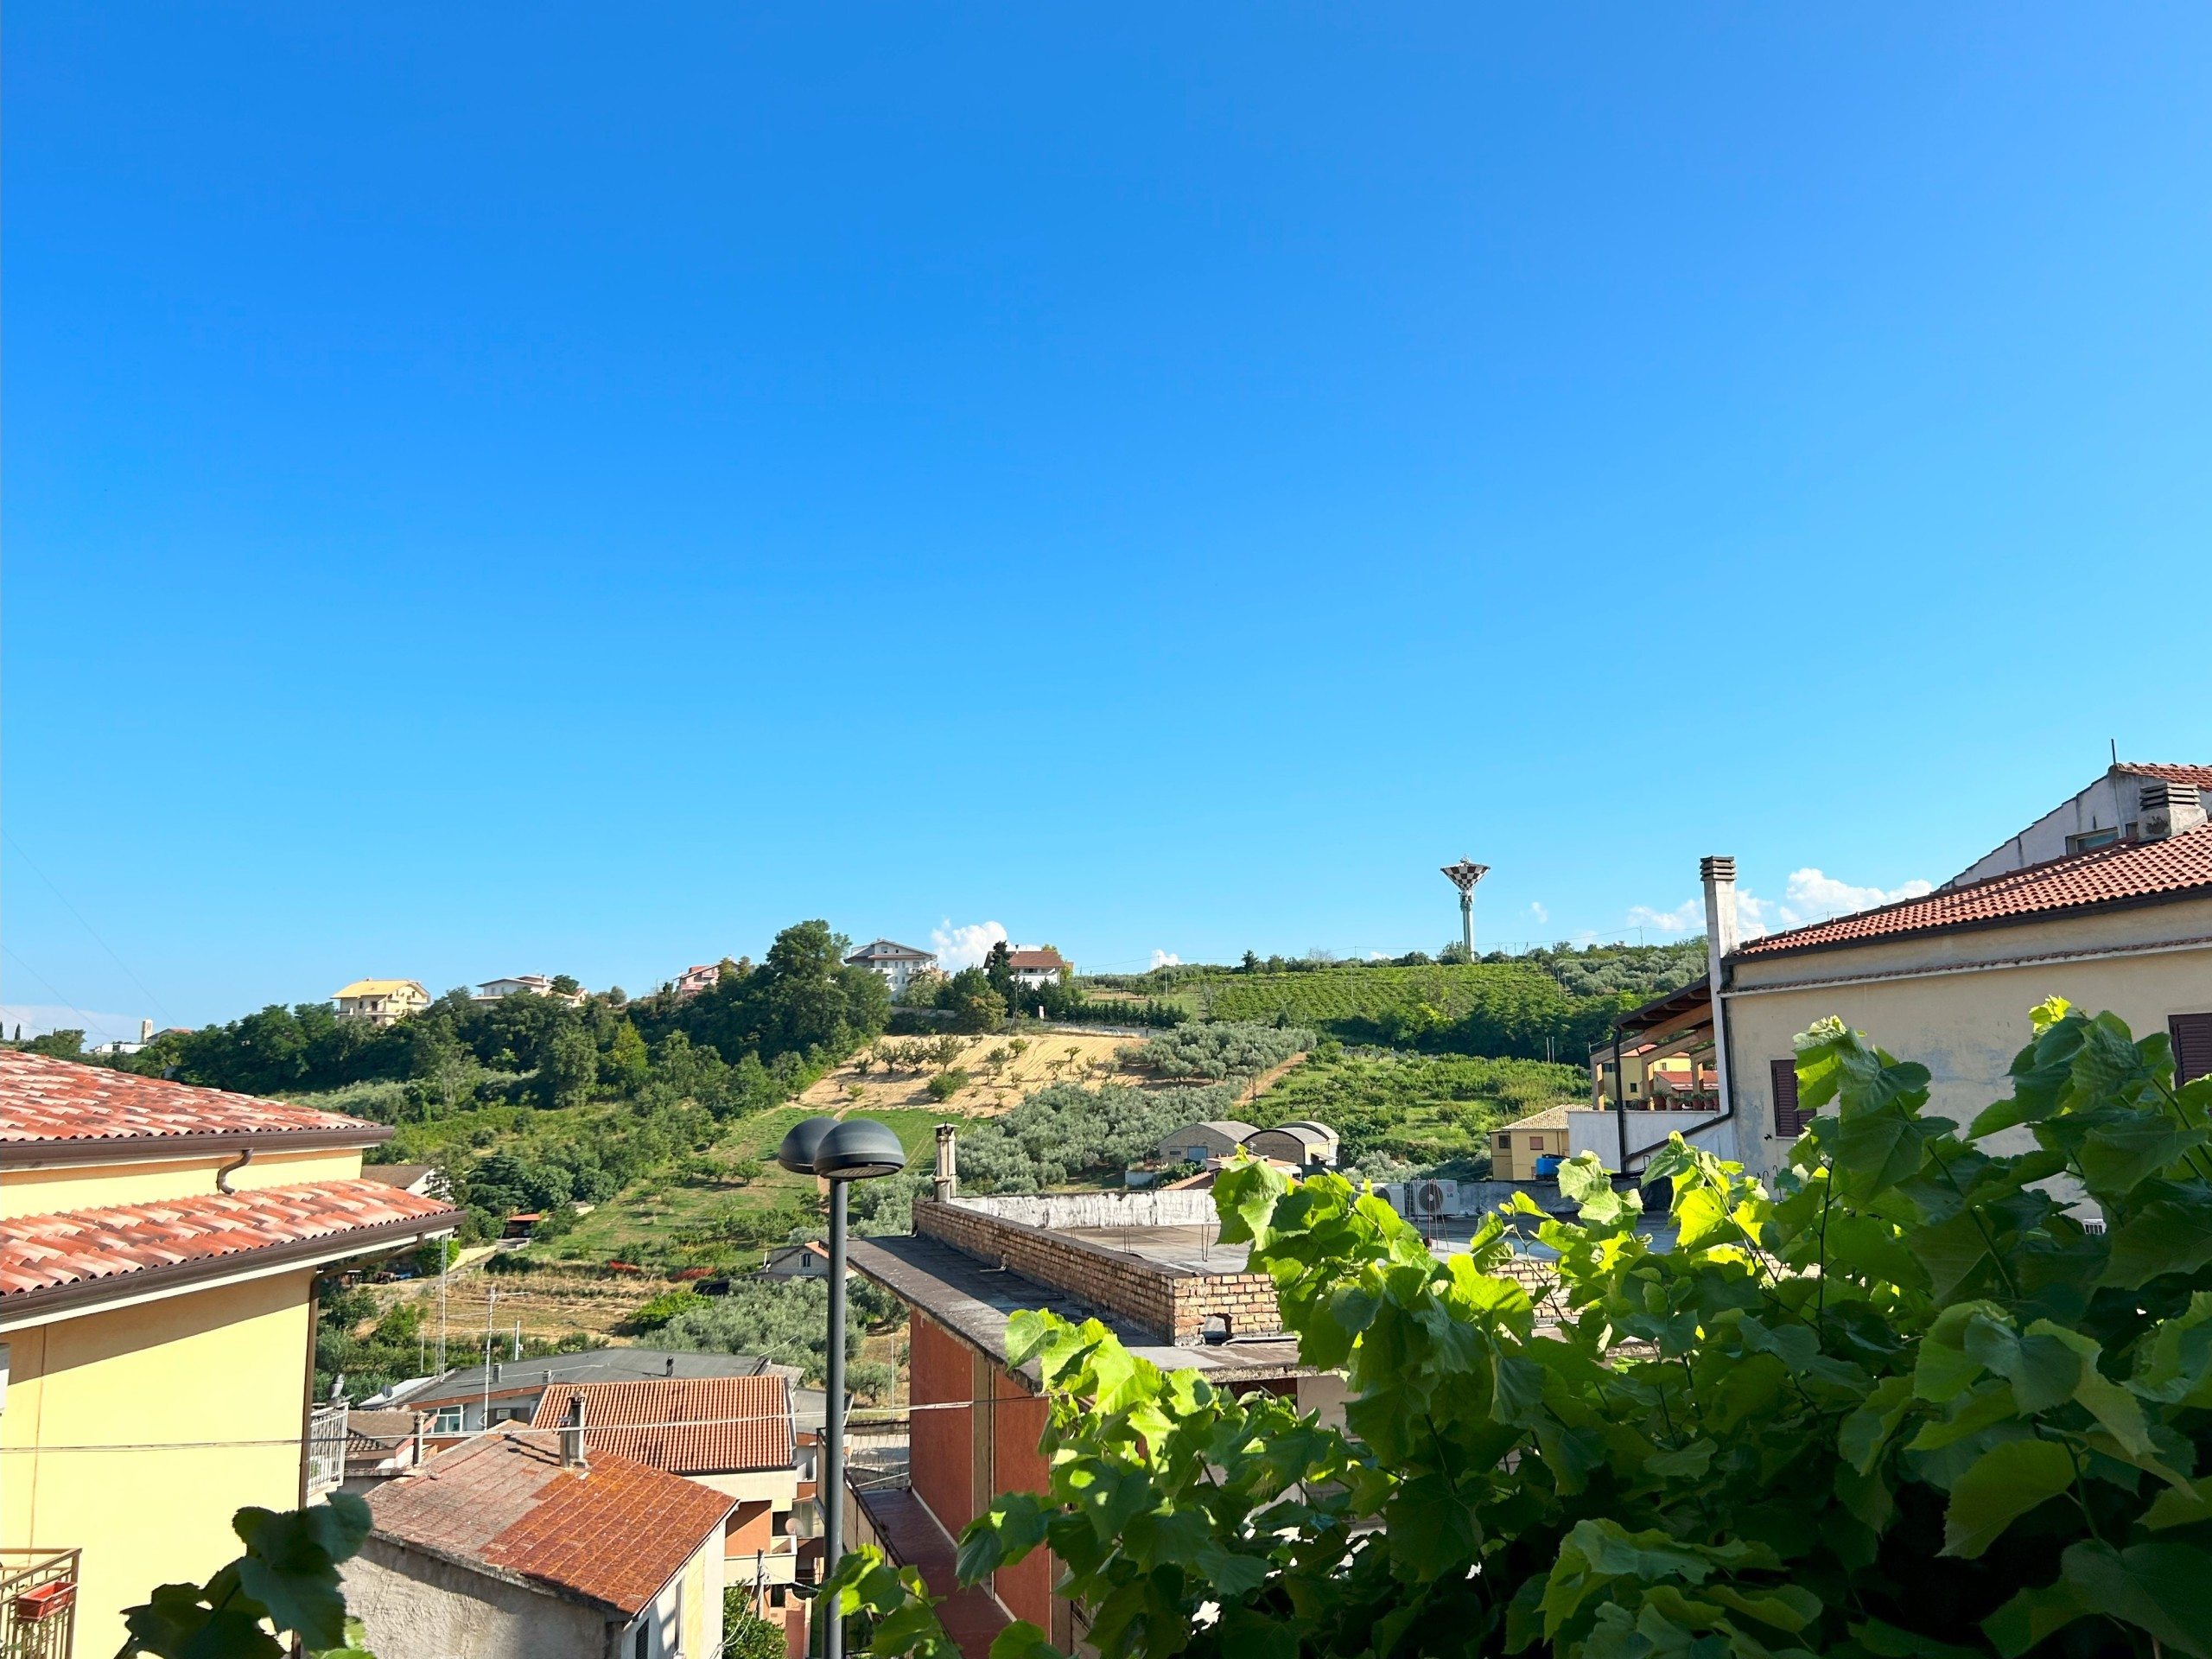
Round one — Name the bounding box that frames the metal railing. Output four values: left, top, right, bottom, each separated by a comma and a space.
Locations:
1, 1549, 80, 1659
306, 1402, 350, 1496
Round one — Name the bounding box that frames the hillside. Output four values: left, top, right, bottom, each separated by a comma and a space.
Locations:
1246, 1045, 1586, 1177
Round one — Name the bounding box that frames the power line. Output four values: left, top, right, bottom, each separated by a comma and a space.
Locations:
3, 830, 175, 1024
1, 944, 106, 1039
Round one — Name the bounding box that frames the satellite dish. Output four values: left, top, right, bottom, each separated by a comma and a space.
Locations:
1417, 1180, 1446, 1217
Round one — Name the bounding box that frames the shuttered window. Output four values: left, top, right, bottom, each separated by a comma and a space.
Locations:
2173, 1013, 2212, 1086
1772, 1058, 1811, 1137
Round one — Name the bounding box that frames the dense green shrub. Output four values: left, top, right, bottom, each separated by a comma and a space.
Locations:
659, 1275, 901, 1385
831, 1000, 2212, 1658
1120, 1021, 1316, 1081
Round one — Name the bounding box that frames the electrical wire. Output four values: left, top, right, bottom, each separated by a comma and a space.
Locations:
3, 830, 175, 1026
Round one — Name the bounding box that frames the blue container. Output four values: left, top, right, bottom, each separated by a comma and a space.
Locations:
1535, 1154, 1564, 1177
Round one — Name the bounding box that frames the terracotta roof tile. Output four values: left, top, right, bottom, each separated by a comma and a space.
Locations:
1732, 823, 2212, 962
1006, 948, 1066, 969
530, 1376, 794, 1474
368, 1431, 734, 1617
0, 1051, 384, 1146
0, 1180, 461, 1297
2126, 762, 2212, 788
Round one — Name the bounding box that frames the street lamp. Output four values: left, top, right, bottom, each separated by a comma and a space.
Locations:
777, 1116, 907, 1659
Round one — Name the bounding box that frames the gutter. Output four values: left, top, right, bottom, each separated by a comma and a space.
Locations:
2, 1124, 394, 1169
0, 1206, 461, 1331
1721, 931, 2212, 1000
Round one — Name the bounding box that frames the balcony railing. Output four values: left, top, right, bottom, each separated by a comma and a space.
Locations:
2, 1549, 80, 1659
307, 1402, 350, 1497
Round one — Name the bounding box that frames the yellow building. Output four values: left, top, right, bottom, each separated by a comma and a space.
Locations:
1, 1052, 460, 1654
1489, 1105, 1570, 1181
332, 980, 433, 1025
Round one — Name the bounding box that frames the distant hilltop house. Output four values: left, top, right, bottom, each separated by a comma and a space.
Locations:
475, 974, 586, 1006
1007, 945, 1070, 988
672, 963, 724, 1000
359, 1162, 448, 1200
333, 979, 432, 1024
88, 1018, 158, 1057
842, 939, 938, 997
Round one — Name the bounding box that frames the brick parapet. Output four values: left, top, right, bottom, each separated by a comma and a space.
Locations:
912, 1199, 1281, 1344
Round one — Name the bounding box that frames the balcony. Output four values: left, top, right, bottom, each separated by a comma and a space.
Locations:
2, 1549, 80, 1659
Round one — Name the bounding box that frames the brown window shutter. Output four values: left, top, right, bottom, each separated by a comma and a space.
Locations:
2172, 1013, 2212, 1086
1772, 1058, 1808, 1137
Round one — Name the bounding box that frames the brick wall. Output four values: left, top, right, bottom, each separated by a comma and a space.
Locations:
908, 1312, 974, 1535
912, 1199, 1281, 1344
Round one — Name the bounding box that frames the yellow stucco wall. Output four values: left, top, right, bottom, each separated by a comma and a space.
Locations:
2, 1146, 366, 1217
2, 1269, 315, 1655
1726, 898, 2212, 1179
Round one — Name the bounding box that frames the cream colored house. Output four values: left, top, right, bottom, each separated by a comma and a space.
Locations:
1715, 824, 2212, 1184
333, 979, 433, 1024
0, 1052, 460, 1654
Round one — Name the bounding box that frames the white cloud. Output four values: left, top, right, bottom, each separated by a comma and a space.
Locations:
931, 919, 1007, 973
1149, 950, 1181, 970
1625, 900, 1703, 936
1625, 868, 1934, 943
1527, 902, 1550, 926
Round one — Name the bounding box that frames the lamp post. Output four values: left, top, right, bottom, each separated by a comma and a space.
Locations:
777, 1115, 908, 1659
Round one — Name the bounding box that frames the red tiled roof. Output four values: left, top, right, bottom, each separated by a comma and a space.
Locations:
0, 1179, 461, 1298
2126, 762, 2212, 788
530, 1376, 794, 1474
1006, 948, 1066, 969
1732, 823, 2212, 961
0, 1051, 385, 1146
367, 1431, 735, 1617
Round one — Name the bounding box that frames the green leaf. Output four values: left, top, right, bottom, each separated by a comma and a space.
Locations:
1644, 1438, 1718, 1479
1839, 1375, 1916, 1474
1556, 1152, 1616, 1207
1193, 1543, 1272, 1599
1850, 1616, 1987, 1659
1704, 1581, 1821, 1633
2076, 1116, 2210, 1196
2101, 1191, 2212, 1288
2024, 1321, 2155, 1459
1983, 1580, 2089, 1658
2062, 1540, 2212, 1659
1939, 1438, 2075, 1558
957, 1491, 1051, 1585
986, 1621, 1062, 1659
1833, 1104, 1933, 1198
232, 1505, 353, 1650
2141, 1477, 2212, 1530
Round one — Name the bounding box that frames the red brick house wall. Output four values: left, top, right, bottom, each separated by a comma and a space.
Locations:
909, 1312, 975, 1535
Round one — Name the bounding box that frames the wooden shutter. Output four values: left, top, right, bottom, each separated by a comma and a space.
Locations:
2173, 1013, 2212, 1086
1772, 1058, 1810, 1137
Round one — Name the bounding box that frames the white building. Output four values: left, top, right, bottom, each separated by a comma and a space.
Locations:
1948, 760, 2210, 885
1007, 945, 1071, 988
842, 939, 938, 997
474, 975, 585, 1006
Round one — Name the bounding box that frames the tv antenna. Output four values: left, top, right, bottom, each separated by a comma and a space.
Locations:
1440, 859, 1490, 960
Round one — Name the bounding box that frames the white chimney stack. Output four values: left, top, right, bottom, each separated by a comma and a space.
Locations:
1700, 856, 1739, 1151
140, 1018, 155, 1044
2139, 780, 2208, 843
559, 1394, 586, 1469
933, 1124, 957, 1204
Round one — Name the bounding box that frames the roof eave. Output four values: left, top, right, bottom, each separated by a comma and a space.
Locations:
1, 1122, 394, 1166
1726, 881, 2212, 967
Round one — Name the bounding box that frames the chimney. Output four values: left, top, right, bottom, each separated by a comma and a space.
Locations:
1699, 856, 1739, 1145
664, 1355, 676, 1377
491, 1361, 502, 1383
559, 1395, 586, 1469
2138, 780, 2208, 843
933, 1124, 958, 1204
412, 1411, 426, 1468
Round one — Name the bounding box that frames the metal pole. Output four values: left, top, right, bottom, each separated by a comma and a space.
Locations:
824, 1181, 849, 1659
1613, 1024, 1629, 1174
1460, 891, 1474, 961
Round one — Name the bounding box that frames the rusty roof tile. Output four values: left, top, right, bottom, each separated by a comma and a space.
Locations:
530, 1376, 794, 1474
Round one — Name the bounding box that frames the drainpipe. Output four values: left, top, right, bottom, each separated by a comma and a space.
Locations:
1612, 1025, 1629, 1174
1700, 857, 1740, 1162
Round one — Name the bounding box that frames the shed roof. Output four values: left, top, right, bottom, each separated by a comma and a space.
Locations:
1731, 823, 2212, 962
529, 1376, 794, 1475
365, 1430, 734, 1618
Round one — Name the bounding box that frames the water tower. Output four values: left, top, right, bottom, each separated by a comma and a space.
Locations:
1440, 859, 1490, 960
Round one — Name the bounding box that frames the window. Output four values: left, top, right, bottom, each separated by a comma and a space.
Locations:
2067, 828, 2121, 855
1772, 1058, 1810, 1138
635, 1621, 650, 1659
2173, 1014, 2212, 1086
1494, 1135, 1510, 1150
431, 1407, 464, 1433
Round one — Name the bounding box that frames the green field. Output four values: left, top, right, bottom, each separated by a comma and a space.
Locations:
1192, 963, 1541, 1025
1248, 1047, 1585, 1176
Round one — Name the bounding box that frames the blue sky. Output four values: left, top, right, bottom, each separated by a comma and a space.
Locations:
8, 4, 2211, 1038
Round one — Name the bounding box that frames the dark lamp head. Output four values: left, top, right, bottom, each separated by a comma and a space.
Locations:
775, 1116, 841, 1177
813, 1118, 908, 1182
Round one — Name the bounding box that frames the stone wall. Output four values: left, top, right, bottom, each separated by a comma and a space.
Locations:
947, 1191, 1221, 1230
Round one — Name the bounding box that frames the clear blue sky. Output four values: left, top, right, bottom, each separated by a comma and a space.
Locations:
8, 4, 2211, 1037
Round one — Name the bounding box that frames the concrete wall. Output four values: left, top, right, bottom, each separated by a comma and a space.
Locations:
344, 1536, 610, 1659
2, 1269, 315, 1656
1726, 899, 2212, 1180
949, 1192, 1219, 1230
1951, 772, 2209, 886
1567, 1108, 1725, 1173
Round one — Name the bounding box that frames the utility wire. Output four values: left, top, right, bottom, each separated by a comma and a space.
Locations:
3, 830, 175, 1025
1, 944, 105, 1039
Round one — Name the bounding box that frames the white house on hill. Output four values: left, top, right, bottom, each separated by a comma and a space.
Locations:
842, 940, 938, 997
